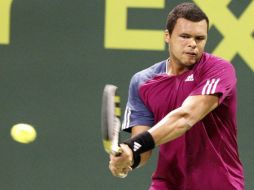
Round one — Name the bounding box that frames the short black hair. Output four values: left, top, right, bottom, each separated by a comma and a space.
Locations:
166, 2, 209, 34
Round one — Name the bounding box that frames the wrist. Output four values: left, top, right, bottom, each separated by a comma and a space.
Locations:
123, 131, 155, 169
120, 143, 141, 169
131, 154, 141, 169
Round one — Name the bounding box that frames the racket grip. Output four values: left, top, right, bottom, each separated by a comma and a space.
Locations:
111, 144, 122, 156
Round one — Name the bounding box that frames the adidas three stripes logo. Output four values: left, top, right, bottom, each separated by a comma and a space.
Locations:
133, 142, 142, 152
202, 79, 220, 95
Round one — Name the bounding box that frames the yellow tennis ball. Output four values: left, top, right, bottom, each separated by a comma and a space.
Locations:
11, 123, 37, 144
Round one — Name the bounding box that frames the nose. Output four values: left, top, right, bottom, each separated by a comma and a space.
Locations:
188, 38, 197, 49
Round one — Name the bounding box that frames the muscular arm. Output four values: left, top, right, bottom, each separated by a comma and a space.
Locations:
149, 95, 219, 145
110, 95, 219, 177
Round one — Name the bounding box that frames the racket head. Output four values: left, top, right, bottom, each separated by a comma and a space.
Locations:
101, 84, 121, 155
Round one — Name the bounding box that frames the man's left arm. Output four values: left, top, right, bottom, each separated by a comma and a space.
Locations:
111, 95, 219, 176
148, 94, 218, 145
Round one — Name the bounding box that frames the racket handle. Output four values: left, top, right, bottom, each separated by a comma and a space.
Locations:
111, 144, 122, 156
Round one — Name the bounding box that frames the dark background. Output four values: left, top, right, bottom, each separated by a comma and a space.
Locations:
0, 0, 253, 189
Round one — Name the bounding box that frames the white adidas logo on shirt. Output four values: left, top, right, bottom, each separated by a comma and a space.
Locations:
185, 74, 194, 82
133, 142, 142, 152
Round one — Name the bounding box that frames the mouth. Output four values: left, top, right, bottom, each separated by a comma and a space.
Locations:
185, 52, 197, 56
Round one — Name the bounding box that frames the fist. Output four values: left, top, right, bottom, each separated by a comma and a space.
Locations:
109, 144, 133, 177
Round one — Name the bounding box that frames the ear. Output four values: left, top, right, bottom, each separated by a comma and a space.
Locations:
164, 29, 170, 43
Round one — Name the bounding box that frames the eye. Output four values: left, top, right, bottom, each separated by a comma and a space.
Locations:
195, 36, 206, 41
180, 34, 190, 39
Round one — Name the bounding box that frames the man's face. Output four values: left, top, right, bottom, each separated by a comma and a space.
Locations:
165, 18, 208, 67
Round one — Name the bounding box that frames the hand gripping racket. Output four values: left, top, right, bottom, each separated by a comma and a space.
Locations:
101, 84, 127, 178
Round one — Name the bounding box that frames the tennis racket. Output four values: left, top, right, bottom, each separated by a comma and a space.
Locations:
101, 84, 127, 178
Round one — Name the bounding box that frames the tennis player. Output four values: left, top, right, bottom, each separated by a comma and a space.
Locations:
109, 2, 244, 190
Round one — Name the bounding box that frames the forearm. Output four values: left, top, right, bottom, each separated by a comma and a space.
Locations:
124, 95, 219, 158
149, 95, 218, 145
148, 107, 192, 146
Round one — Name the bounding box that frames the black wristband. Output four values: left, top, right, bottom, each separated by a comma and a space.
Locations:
131, 154, 141, 169
123, 131, 155, 165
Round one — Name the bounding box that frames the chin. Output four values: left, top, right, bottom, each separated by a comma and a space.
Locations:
183, 60, 197, 66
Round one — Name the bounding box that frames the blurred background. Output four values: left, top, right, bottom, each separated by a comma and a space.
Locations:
0, 0, 253, 189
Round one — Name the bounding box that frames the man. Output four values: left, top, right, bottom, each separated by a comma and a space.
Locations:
109, 2, 244, 190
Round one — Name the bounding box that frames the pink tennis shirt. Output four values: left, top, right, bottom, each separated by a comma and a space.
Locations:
122, 52, 244, 190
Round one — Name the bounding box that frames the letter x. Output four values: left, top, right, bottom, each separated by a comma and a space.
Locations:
194, 0, 254, 71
